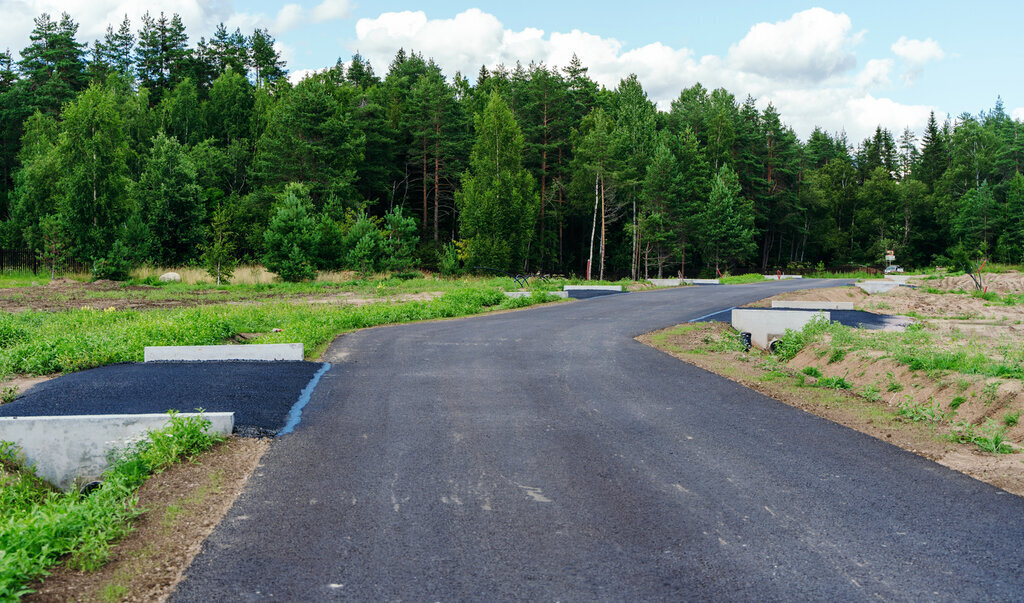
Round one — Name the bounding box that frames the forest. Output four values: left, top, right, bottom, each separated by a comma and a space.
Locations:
1, 11, 1022, 281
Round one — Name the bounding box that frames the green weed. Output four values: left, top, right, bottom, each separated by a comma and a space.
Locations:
0, 412, 223, 598
897, 396, 947, 423
860, 384, 882, 402
801, 366, 822, 378
1004, 411, 1020, 427
948, 419, 1016, 454
1, 385, 18, 404
950, 396, 967, 410
817, 375, 852, 390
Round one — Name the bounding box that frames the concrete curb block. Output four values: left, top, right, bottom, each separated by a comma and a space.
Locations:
0, 412, 234, 491
563, 285, 624, 292
772, 301, 854, 310
732, 308, 829, 350
504, 291, 568, 299
648, 278, 681, 287
855, 281, 900, 294
762, 275, 803, 280
145, 343, 304, 362
683, 278, 720, 285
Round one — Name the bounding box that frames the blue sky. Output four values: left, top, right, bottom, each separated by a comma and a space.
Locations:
2, 1, 1019, 142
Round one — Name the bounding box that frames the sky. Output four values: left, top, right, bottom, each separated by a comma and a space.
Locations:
2, 0, 1021, 143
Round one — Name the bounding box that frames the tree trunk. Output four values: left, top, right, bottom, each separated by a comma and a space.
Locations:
588, 170, 598, 280
600, 175, 606, 281
421, 137, 428, 232
433, 129, 440, 242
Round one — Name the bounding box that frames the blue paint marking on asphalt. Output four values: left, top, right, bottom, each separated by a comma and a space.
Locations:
689, 307, 735, 323
278, 362, 331, 436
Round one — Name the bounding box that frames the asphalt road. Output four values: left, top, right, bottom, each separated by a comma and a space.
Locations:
0, 361, 324, 435
173, 281, 1024, 600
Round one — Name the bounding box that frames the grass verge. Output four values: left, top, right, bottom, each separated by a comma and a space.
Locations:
0, 412, 223, 599
0, 286, 560, 380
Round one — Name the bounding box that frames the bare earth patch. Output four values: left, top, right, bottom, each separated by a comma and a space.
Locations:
26, 436, 270, 602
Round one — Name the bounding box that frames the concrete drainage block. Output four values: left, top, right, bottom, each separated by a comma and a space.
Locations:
683, 278, 720, 285
731, 308, 829, 350
145, 343, 304, 362
762, 274, 803, 280
563, 285, 624, 299
0, 412, 234, 491
771, 301, 854, 310
648, 278, 681, 287
855, 281, 900, 294
504, 291, 568, 299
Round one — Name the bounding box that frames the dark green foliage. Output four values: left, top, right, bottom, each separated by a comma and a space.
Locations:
201, 203, 236, 285
253, 75, 365, 206
263, 184, 318, 281
136, 133, 205, 264
457, 92, 538, 273
91, 239, 134, 280
2, 13, 1024, 277
382, 207, 420, 271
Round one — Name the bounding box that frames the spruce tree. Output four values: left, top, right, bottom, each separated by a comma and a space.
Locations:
456, 92, 538, 273
699, 165, 756, 275
263, 184, 318, 281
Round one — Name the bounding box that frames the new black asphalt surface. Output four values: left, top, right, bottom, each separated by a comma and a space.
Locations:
171, 281, 1024, 600
698, 307, 915, 330
0, 361, 323, 435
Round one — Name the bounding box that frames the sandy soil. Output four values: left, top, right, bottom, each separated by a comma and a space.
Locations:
912, 271, 1024, 295
26, 436, 270, 602
638, 323, 1024, 497
0, 279, 445, 313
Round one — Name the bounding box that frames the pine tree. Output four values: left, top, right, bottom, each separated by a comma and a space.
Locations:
202, 202, 236, 284
253, 75, 365, 207
134, 12, 190, 102
248, 28, 287, 86
263, 184, 318, 281
699, 165, 755, 275
17, 13, 88, 114
456, 92, 538, 273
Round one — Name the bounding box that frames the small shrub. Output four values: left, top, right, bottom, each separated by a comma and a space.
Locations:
801, 366, 822, 378
897, 396, 947, 422
860, 384, 882, 402
817, 375, 852, 390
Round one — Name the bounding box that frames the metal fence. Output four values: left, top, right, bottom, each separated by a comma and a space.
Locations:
0, 249, 90, 275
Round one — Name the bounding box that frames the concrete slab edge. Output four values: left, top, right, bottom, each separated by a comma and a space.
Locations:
0, 412, 234, 491
145, 343, 304, 362
563, 285, 624, 292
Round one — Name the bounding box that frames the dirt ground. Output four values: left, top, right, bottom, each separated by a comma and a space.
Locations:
0, 278, 444, 313
26, 436, 270, 602
640, 275, 1024, 499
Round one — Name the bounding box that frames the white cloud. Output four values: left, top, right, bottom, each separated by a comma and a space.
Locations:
726, 8, 861, 82
273, 4, 305, 33
891, 36, 945, 84
288, 67, 321, 84
0, 0, 230, 53
1012, 107, 1024, 122
855, 59, 893, 90
352, 8, 936, 142
312, 0, 352, 23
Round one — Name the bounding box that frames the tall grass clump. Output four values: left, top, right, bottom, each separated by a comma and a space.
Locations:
0, 284, 552, 380
719, 273, 766, 285
0, 412, 223, 599
771, 315, 837, 361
